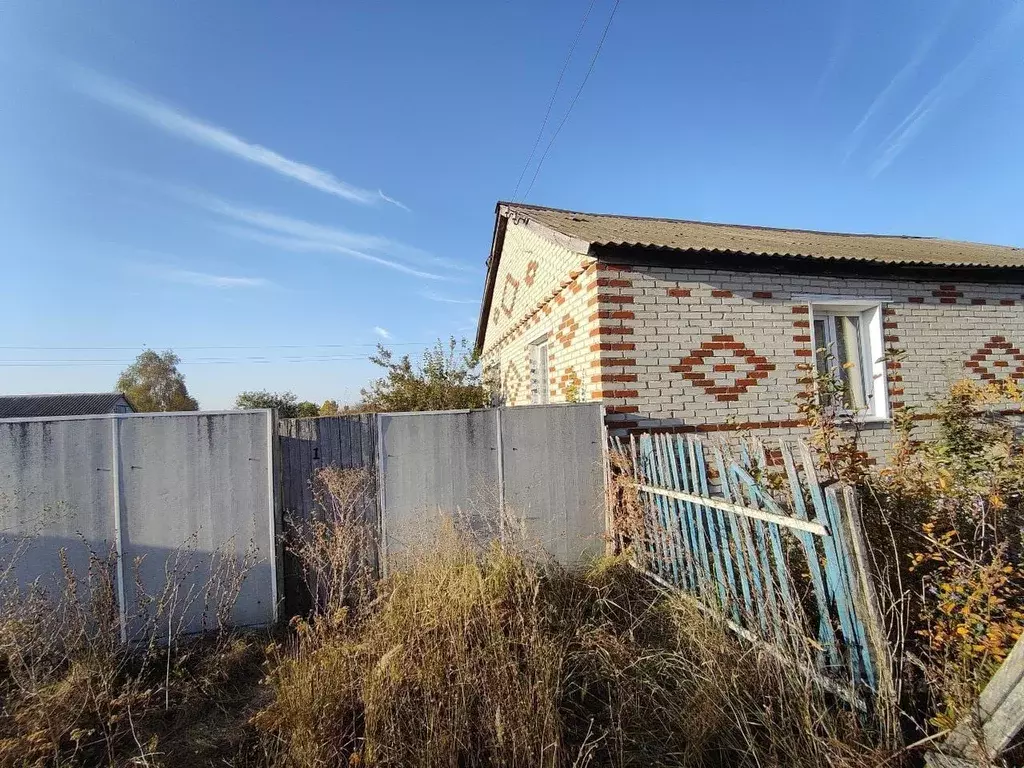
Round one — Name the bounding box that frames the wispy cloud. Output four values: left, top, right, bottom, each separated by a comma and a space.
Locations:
150, 266, 272, 288
144, 185, 450, 280
373, 326, 392, 340
71, 67, 406, 209
420, 290, 479, 305
814, 0, 856, 97
225, 226, 445, 280
867, 3, 1024, 177
844, 0, 960, 162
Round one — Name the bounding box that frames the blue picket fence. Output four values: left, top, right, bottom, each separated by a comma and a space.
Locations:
612, 432, 880, 697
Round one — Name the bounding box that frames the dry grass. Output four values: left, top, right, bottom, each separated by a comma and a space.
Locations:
253, 467, 898, 767
0, 536, 267, 767
1, 467, 904, 767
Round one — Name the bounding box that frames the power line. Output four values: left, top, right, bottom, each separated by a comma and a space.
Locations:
0, 342, 435, 351
0, 355, 377, 368
511, 0, 598, 201
522, 0, 621, 201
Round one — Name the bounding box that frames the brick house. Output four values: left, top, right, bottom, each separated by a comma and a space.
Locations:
474, 202, 1024, 456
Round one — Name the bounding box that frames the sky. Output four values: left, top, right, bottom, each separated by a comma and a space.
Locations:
1, 0, 1023, 409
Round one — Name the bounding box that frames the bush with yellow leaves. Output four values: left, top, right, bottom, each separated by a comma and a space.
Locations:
865, 378, 1024, 732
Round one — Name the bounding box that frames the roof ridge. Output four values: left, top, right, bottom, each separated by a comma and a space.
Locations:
497, 200, 1016, 247
0, 392, 124, 398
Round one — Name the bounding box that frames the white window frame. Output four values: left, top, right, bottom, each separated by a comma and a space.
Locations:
529, 333, 551, 405
806, 299, 888, 421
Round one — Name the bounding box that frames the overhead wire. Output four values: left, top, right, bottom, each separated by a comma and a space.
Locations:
0, 342, 435, 351
0, 356, 380, 368
0, 344, 445, 368
521, 0, 621, 201
510, 0, 599, 201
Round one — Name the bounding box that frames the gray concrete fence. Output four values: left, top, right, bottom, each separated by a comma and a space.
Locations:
0, 410, 279, 636
1, 403, 608, 628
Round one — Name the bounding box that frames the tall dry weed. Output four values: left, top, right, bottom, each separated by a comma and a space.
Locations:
0, 530, 262, 767
255, 467, 896, 768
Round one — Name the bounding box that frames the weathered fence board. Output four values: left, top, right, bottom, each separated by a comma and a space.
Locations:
277, 414, 377, 614
613, 432, 881, 699
278, 415, 377, 523
927, 631, 1024, 766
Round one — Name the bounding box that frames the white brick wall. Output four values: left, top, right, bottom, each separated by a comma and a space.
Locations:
481, 220, 599, 405
479, 226, 1024, 462
593, 263, 1024, 459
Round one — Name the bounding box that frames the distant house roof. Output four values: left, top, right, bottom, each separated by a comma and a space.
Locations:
476, 202, 1024, 352
0, 393, 135, 419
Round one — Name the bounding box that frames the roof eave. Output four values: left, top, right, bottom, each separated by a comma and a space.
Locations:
591, 243, 1024, 280
474, 204, 509, 355
475, 204, 594, 356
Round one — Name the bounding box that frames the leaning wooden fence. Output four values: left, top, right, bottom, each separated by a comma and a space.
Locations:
926, 630, 1024, 766
612, 432, 886, 699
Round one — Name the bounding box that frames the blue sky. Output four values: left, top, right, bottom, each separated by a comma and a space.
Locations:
1, 0, 1023, 409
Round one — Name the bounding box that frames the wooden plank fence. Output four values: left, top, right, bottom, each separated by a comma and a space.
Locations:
927, 631, 1024, 766
278, 414, 377, 524
613, 432, 887, 701
278, 414, 377, 613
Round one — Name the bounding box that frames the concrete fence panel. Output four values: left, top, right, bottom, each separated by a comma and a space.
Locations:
117, 412, 276, 634
378, 409, 500, 562
0, 411, 278, 635
499, 404, 606, 563
376, 403, 606, 568
0, 417, 116, 594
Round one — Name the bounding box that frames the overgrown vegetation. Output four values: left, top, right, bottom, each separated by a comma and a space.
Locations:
5, 372, 1023, 765
1, 467, 896, 767
795, 353, 1024, 751
255, 469, 889, 767
360, 337, 491, 412
0, 537, 264, 766
865, 379, 1024, 738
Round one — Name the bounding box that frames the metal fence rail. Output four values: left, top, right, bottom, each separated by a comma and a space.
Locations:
613, 432, 881, 696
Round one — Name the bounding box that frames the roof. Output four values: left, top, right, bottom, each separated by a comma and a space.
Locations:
0, 393, 133, 419
504, 202, 1024, 268
475, 202, 1024, 353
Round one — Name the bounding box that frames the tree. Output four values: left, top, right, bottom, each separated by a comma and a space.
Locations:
296, 401, 320, 418
360, 337, 491, 412
319, 400, 340, 416
116, 349, 199, 412
235, 390, 301, 418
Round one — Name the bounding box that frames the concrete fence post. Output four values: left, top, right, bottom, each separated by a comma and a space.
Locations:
375, 412, 388, 578
495, 407, 506, 544
110, 416, 128, 643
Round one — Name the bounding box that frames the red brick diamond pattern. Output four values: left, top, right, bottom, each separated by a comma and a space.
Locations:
965, 336, 1024, 381
504, 363, 523, 403
499, 273, 520, 318
671, 335, 776, 402
554, 313, 578, 348
524, 260, 539, 287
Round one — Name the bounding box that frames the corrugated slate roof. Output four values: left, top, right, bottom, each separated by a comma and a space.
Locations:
0, 393, 133, 419
502, 202, 1024, 268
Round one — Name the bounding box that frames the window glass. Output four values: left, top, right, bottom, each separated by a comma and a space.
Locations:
531, 338, 550, 404
811, 311, 869, 412
813, 317, 829, 381
835, 315, 866, 409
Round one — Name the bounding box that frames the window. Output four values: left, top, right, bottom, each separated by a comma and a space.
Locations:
530, 335, 550, 404
809, 302, 888, 419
